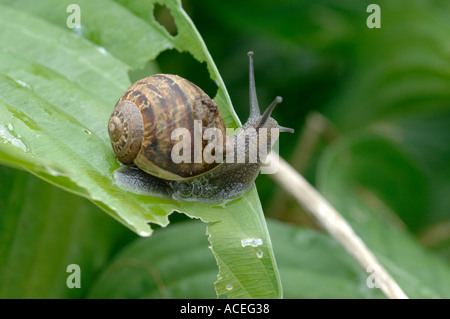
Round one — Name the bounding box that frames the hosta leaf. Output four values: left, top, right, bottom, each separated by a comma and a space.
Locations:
88, 219, 384, 299
0, 0, 281, 298
326, 0, 450, 130
0, 166, 133, 298
317, 133, 450, 298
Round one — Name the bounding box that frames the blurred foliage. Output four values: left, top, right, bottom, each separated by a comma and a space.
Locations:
180, 0, 450, 234
87, 220, 385, 299
0, 166, 135, 298
1, 0, 450, 298
182, 0, 450, 296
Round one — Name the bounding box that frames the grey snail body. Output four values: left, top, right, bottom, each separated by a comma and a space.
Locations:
108, 52, 293, 202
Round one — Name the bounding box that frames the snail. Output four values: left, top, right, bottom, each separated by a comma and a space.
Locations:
108, 52, 293, 202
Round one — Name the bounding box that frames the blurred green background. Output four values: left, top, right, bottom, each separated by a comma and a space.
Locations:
166, 0, 450, 235
1, 0, 450, 298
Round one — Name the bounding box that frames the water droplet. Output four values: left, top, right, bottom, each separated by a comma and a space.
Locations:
0, 124, 27, 152
226, 285, 233, 290
72, 26, 84, 36
97, 47, 108, 55
43, 162, 68, 177
241, 238, 263, 248
15, 79, 32, 90
83, 128, 92, 135
256, 251, 263, 258
138, 230, 152, 237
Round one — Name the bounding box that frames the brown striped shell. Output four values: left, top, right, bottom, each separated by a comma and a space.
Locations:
108, 74, 227, 181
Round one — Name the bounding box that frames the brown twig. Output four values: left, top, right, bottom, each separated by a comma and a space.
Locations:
267, 152, 408, 299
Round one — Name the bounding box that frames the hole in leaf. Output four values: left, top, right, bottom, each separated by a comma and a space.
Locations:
154, 4, 178, 36
155, 50, 218, 100
127, 50, 218, 102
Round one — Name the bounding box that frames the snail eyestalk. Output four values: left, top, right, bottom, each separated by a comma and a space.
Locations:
257, 96, 294, 133
248, 51, 260, 118
278, 126, 294, 133
257, 96, 283, 129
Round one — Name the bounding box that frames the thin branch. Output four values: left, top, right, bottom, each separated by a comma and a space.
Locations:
267, 152, 408, 299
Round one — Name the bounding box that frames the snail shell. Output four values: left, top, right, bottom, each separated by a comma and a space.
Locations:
108, 74, 227, 181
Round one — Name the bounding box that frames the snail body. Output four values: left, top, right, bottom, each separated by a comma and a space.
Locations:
108, 52, 293, 202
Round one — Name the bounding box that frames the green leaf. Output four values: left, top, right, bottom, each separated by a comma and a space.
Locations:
383, 112, 450, 226
326, 0, 450, 130
319, 0, 450, 232
181, 194, 281, 298
317, 133, 450, 298
0, 0, 281, 298
0, 166, 133, 298
269, 220, 384, 299
87, 219, 384, 298
186, 0, 450, 296
87, 220, 217, 299
319, 133, 429, 231
0, 166, 281, 299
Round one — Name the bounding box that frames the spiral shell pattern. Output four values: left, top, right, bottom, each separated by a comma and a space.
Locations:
108, 74, 227, 180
